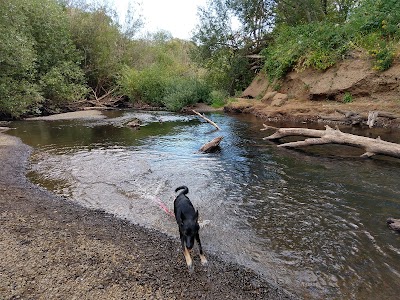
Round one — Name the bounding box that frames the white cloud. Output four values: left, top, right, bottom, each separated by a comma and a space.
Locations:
115, 0, 207, 39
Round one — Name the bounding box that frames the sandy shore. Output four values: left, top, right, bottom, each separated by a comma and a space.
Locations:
0, 132, 296, 300
25, 109, 106, 121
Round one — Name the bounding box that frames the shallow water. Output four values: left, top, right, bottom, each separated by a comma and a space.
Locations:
9, 110, 400, 299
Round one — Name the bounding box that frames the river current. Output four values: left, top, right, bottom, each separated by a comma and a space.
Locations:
9, 110, 400, 299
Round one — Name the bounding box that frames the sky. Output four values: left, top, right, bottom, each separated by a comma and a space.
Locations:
115, 0, 208, 40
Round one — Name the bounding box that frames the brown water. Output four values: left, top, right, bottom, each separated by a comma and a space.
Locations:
9, 110, 400, 299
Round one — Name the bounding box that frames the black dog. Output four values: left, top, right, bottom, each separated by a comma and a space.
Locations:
174, 186, 207, 270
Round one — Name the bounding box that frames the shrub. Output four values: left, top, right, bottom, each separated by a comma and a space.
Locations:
208, 90, 228, 108
262, 22, 352, 81
118, 64, 211, 111
262, 0, 400, 80
354, 0, 400, 39
349, 0, 400, 71
117, 66, 168, 105
162, 78, 211, 111
0, 78, 42, 118
40, 61, 88, 103
343, 92, 353, 103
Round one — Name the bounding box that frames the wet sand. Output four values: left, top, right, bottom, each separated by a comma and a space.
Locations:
0, 132, 296, 299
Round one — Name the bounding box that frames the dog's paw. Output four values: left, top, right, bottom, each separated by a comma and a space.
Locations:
200, 255, 208, 266
187, 263, 194, 273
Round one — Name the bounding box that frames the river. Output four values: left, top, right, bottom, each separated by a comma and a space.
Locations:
8, 110, 400, 299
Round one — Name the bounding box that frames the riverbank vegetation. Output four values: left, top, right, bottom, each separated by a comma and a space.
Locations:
1, 0, 399, 119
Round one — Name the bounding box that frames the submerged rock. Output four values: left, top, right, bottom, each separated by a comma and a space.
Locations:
126, 118, 142, 129
387, 218, 400, 232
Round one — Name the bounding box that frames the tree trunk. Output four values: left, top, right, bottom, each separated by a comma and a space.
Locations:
262, 124, 400, 159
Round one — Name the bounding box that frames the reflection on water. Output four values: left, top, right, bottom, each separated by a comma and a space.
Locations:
9, 110, 400, 299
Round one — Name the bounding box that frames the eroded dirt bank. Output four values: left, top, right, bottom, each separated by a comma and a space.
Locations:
228, 55, 400, 129
0, 132, 295, 300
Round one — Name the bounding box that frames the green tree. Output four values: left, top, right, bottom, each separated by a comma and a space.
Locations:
229, 0, 275, 52
0, 1, 41, 118
118, 35, 211, 110
275, 0, 359, 25
0, 0, 87, 118
64, 1, 143, 97
66, 8, 123, 96
192, 0, 262, 94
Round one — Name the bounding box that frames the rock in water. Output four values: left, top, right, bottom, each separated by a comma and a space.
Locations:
387, 218, 400, 232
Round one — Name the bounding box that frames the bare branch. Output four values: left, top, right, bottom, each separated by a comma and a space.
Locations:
192, 110, 221, 130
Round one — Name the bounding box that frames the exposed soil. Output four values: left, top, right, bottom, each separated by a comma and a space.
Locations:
229, 53, 400, 129
224, 96, 400, 129
0, 132, 296, 300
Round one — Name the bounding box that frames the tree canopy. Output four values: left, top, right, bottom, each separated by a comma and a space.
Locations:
192, 0, 400, 86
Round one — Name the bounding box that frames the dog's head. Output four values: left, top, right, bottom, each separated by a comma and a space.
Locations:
180, 210, 199, 250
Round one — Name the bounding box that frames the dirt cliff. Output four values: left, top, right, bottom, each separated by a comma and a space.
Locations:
226, 52, 400, 128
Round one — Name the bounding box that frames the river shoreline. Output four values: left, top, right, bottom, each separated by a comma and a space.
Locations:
0, 132, 296, 299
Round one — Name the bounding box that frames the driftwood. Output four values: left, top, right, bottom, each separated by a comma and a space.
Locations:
366, 111, 379, 128
319, 110, 399, 128
200, 136, 223, 153
192, 110, 221, 130
387, 218, 400, 232
262, 124, 400, 159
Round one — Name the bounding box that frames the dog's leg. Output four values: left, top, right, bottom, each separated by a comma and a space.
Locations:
183, 246, 193, 270
196, 233, 208, 266
180, 235, 193, 271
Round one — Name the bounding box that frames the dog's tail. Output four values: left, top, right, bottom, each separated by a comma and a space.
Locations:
175, 185, 189, 195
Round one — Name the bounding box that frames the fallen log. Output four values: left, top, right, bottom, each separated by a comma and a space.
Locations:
200, 136, 223, 153
262, 124, 400, 159
192, 110, 221, 130
319, 110, 400, 128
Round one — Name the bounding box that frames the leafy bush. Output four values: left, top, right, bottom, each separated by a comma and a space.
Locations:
262, 22, 351, 81
353, 0, 400, 39
262, 0, 400, 80
118, 65, 211, 111
0, 78, 42, 118
349, 0, 400, 71
118, 66, 168, 105
162, 78, 211, 111
343, 92, 353, 103
117, 66, 140, 101
0, 0, 87, 118
40, 62, 88, 103
208, 90, 228, 108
